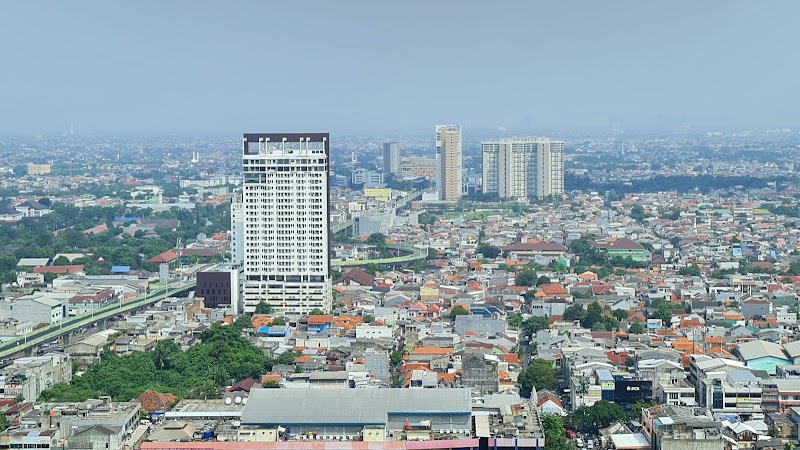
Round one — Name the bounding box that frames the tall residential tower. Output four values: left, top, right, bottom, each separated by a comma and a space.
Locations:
240, 133, 331, 314
481, 137, 564, 199
435, 125, 462, 202
382, 141, 400, 175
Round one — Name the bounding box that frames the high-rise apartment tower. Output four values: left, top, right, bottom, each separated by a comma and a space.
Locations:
481, 138, 564, 199
382, 142, 400, 175
240, 133, 331, 314
435, 125, 462, 202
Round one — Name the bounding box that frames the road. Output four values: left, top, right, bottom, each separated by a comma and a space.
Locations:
331, 244, 427, 267
330, 189, 429, 235
0, 280, 196, 360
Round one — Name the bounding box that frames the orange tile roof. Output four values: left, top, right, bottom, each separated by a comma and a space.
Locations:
261, 373, 281, 383
539, 283, 568, 295
680, 319, 704, 328
497, 354, 521, 365
308, 315, 334, 324
333, 316, 363, 330
251, 314, 272, 329
437, 373, 457, 383
400, 363, 430, 372
655, 329, 677, 336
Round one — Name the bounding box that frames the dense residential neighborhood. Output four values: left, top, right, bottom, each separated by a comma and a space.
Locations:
1, 130, 800, 449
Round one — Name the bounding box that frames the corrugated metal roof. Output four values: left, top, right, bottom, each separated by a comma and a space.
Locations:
241, 388, 471, 425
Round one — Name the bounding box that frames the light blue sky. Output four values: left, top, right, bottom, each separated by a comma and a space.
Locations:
1, 1, 798, 133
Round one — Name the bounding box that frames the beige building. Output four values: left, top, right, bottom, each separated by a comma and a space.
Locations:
481, 137, 564, 199
400, 156, 436, 179
26, 163, 51, 175
435, 124, 462, 202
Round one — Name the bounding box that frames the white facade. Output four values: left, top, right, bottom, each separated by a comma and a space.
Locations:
230, 192, 244, 266
355, 324, 393, 340
240, 134, 332, 314
481, 138, 565, 199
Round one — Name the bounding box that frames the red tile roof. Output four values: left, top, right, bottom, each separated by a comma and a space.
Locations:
607, 238, 645, 251
139, 390, 177, 413
228, 378, 257, 392
33, 265, 85, 274
149, 251, 178, 264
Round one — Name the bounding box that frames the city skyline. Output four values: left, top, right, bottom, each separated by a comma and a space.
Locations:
2, 1, 800, 134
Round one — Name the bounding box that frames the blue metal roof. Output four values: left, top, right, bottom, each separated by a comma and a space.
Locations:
111, 266, 131, 272
596, 369, 614, 381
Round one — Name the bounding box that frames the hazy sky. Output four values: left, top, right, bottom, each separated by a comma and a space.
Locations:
1, 1, 799, 134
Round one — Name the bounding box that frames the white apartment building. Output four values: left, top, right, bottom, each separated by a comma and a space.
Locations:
481, 137, 565, 199
230, 191, 244, 266
240, 133, 332, 314
436, 125, 462, 202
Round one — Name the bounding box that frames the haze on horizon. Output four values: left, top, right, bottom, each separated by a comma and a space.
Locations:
1, 1, 799, 135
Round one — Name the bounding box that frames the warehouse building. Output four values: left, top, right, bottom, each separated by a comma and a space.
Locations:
239, 388, 472, 441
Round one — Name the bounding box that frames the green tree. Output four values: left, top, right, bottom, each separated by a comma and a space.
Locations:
363, 314, 375, 323
630, 205, 648, 223
450, 305, 469, 319
564, 304, 587, 322
230, 315, 253, 332
612, 309, 629, 321
309, 308, 325, 315
367, 233, 387, 246
426, 248, 439, 261
52, 255, 70, 265
627, 399, 657, 421
517, 358, 558, 397
629, 321, 644, 334
542, 414, 572, 450
535, 275, 551, 286
515, 268, 537, 287
254, 301, 272, 314
507, 312, 523, 329
568, 400, 625, 433
582, 301, 603, 328
522, 316, 550, 339
679, 264, 701, 276
271, 318, 287, 326
418, 212, 437, 225
390, 350, 404, 366
648, 299, 673, 325
275, 351, 300, 365
476, 243, 501, 259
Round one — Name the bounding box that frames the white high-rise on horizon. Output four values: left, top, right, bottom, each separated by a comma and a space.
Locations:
382, 141, 400, 175
435, 124, 462, 202
239, 133, 331, 314
481, 137, 564, 199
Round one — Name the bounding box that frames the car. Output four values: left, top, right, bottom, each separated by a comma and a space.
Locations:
576, 438, 584, 447
587, 440, 594, 449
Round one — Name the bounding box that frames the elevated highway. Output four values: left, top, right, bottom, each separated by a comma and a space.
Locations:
0, 280, 196, 360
